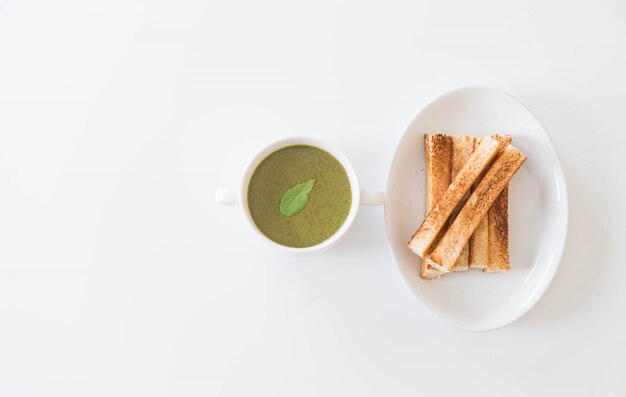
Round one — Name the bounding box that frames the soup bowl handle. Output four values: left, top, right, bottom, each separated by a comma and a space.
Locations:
215, 189, 240, 207
360, 190, 385, 207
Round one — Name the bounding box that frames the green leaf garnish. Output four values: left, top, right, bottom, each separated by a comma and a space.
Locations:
279, 179, 315, 216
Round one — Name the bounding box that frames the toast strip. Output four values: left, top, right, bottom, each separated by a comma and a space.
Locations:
420, 134, 453, 279
428, 144, 527, 271
450, 136, 475, 272
408, 136, 502, 259
469, 217, 488, 269
485, 185, 510, 272
469, 135, 511, 269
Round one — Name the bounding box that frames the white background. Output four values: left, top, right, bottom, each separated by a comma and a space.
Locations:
0, 0, 624, 396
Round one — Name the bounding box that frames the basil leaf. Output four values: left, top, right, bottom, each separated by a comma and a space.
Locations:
279, 179, 315, 216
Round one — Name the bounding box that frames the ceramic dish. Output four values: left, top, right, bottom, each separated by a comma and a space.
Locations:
215, 137, 385, 253
385, 86, 568, 331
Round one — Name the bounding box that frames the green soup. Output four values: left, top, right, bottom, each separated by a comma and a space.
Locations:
247, 145, 352, 248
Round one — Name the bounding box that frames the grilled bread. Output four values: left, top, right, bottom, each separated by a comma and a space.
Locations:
485, 185, 510, 272
450, 136, 476, 272
469, 135, 511, 270
427, 144, 527, 271
408, 136, 502, 262
420, 134, 453, 279
469, 217, 489, 269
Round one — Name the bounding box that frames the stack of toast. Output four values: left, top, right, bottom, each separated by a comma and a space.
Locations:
408, 134, 527, 279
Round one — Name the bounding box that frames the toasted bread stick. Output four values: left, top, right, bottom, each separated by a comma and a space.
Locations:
424, 134, 453, 214
408, 136, 503, 260
428, 144, 527, 271
485, 185, 510, 272
450, 136, 475, 272
420, 134, 453, 279
469, 134, 511, 269
469, 217, 488, 269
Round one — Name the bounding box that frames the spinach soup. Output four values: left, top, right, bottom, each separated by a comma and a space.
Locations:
247, 145, 352, 248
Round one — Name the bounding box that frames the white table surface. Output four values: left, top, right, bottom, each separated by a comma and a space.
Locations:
0, 0, 625, 396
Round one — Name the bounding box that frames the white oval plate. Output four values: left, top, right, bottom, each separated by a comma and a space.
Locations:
385, 86, 568, 331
